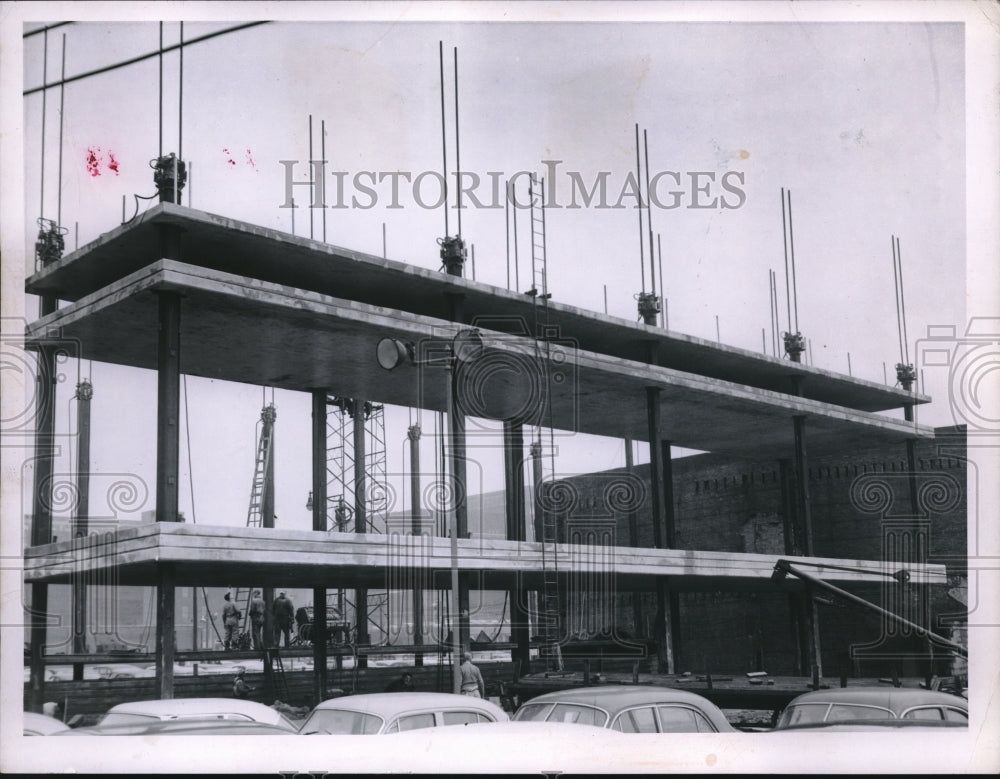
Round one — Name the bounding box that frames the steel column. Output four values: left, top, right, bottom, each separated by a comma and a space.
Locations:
408, 424, 424, 666
504, 421, 530, 672
352, 399, 369, 665
72, 380, 92, 654
449, 368, 472, 658
792, 413, 821, 677
445, 359, 463, 694
645, 386, 674, 672
156, 292, 181, 523
624, 439, 643, 638
310, 391, 328, 700
155, 563, 176, 699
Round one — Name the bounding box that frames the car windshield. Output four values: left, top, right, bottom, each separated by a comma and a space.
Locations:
513, 703, 552, 722
299, 708, 384, 735
778, 702, 894, 727
513, 702, 606, 727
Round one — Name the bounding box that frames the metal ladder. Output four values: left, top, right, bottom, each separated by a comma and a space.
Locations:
526, 174, 562, 672
267, 647, 289, 701
236, 403, 276, 632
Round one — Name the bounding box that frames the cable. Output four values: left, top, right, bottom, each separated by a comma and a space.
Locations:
24, 23, 74, 39
24, 22, 269, 96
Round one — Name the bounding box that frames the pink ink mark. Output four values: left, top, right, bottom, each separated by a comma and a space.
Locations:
85, 147, 101, 177
222, 147, 236, 166
245, 148, 257, 171
107, 151, 120, 175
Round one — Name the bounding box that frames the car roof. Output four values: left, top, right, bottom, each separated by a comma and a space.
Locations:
522, 685, 720, 710
518, 685, 734, 731
783, 687, 969, 712
58, 719, 294, 736
106, 697, 291, 726
23, 712, 71, 735
311, 692, 508, 720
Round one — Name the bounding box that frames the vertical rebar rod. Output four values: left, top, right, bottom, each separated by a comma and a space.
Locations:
57, 34, 66, 226
644, 129, 656, 296
603, 284, 608, 314
74, 221, 78, 250
788, 189, 800, 333
512, 180, 519, 291
40, 29, 48, 218
453, 46, 461, 237
892, 235, 905, 365
291, 197, 296, 236
883, 361, 887, 384
540, 179, 548, 297
635, 124, 645, 293
121, 195, 125, 223
178, 22, 183, 160
847, 352, 852, 376
715, 315, 720, 343
657, 233, 665, 327
762, 329, 766, 354
158, 22, 163, 157
438, 42, 449, 238
471, 244, 476, 281
505, 180, 510, 290
781, 188, 792, 334
308, 114, 314, 240
321, 119, 327, 243
769, 269, 779, 356
896, 236, 910, 365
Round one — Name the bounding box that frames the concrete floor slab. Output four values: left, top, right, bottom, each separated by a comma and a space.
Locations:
26, 260, 933, 460
27, 203, 926, 413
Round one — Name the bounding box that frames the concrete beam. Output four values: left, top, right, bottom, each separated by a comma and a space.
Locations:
25, 261, 935, 463
25, 204, 927, 414
24, 523, 949, 591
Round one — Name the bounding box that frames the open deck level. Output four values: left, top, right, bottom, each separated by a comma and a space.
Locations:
23, 522, 947, 591
27, 203, 926, 414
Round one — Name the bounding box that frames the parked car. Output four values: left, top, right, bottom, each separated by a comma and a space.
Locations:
772, 687, 968, 731
511, 685, 735, 733
298, 692, 508, 735
23, 712, 70, 736
92, 697, 298, 731
56, 719, 294, 736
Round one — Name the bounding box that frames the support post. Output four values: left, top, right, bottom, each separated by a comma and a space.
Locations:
446, 360, 463, 694
645, 386, 674, 672
311, 391, 328, 700
155, 563, 176, 699
72, 380, 92, 654
624, 439, 643, 637
353, 399, 369, 667
156, 292, 181, 523
408, 424, 424, 666
792, 414, 821, 677
262, 404, 277, 654
660, 438, 680, 672
312, 586, 328, 702
449, 369, 471, 656
504, 422, 530, 672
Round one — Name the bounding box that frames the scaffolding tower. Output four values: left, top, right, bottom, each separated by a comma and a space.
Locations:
326, 397, 391, 644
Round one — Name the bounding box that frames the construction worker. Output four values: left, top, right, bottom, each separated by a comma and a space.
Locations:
385, 671, 416, 692
459, 652, 485, 698
272, 591, 295, 648
222, 592, 240, 650
232, 667, 254, 699
249, 590, 266, 650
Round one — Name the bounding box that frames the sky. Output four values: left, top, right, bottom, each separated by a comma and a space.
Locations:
11, 13, 971, 535
3, 3, 999, 775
